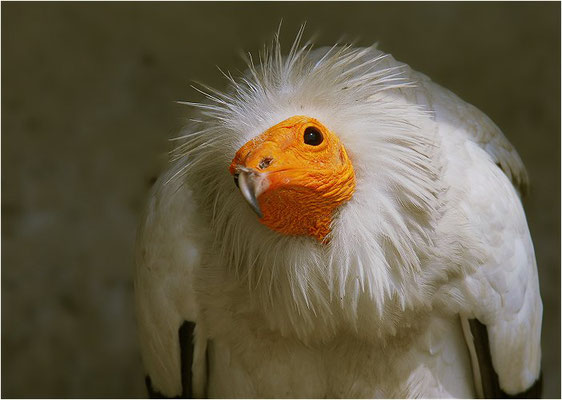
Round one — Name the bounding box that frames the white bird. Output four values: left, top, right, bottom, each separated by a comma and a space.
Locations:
134, 31, 542, 398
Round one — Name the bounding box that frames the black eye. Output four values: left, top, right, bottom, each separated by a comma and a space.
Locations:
303, 126, 323, 146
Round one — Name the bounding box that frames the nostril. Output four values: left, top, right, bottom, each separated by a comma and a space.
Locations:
258, 157, 273, 170
233, 173, 239, 188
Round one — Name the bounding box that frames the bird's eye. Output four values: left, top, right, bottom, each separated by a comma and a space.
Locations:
303, 126, 323, 146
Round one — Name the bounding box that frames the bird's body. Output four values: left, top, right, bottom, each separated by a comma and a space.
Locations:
135, 39, 542, 398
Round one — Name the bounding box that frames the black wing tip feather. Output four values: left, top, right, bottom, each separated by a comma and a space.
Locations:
469, 319, 543, 399
145, 320, 197, 399
145, 375, 180, 399
179, 321, 196, 399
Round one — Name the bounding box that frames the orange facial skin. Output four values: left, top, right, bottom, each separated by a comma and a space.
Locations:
229, 116, 356, 242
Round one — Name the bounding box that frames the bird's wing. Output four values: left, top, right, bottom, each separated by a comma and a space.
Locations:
411, 74, 542, 397
134, 162, 208, 398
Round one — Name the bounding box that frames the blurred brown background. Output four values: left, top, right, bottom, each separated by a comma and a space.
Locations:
2, 2, 559, 398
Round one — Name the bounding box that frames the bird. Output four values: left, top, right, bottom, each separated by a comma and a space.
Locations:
134, 29, 542, 398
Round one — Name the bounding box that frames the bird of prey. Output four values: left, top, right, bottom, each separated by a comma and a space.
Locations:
134, 31, 542, 398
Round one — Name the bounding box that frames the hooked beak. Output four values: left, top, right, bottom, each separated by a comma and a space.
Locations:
233, 168, 266, 218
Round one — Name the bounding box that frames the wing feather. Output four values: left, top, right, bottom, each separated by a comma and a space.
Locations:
410, 73, 542, 395
134, 163, 208, 397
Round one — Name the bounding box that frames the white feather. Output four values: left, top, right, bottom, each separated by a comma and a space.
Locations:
135, 35, 541, 397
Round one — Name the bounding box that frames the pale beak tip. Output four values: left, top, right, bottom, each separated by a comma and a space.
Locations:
251, 203, 264, 219
236, 170, 264, 218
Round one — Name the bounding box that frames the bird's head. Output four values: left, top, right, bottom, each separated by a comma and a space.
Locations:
171, 35, 454, 333
229, 115, 355, 241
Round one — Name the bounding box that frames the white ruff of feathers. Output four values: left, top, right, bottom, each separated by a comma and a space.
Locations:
170, 34, 484, 341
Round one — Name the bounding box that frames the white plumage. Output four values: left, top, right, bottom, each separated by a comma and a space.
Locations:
134, 33, 542, 398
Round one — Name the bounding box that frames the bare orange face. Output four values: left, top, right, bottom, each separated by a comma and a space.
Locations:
229, 116, 356, 242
